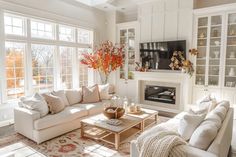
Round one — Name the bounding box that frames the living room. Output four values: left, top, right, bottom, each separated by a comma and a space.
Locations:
0, 0, 235, 156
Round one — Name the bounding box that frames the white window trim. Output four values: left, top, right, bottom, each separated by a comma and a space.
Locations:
0, 11, 94, 103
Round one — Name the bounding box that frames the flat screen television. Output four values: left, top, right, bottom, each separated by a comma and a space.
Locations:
140, 40, 186, 70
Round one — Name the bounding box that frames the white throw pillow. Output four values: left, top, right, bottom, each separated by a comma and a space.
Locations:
52, 90, 70, 106
20, 93, 49, 117
99, 84, 111, 100
213, 106, 227, 121
205, 111, 222, 129
178, 113, 206, 140
65, 89, 82, 105
217, 101, 230, 111
189, 122, 218, 150
188, 107, 208, 115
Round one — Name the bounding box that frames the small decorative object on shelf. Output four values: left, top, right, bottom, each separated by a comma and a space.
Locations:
135, 62, 149, 72
80, 41, 124, 84
169, 49, 197, 77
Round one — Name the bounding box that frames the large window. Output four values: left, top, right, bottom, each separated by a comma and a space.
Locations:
31, 20, 55, 39
59, 47, 73, 89
1, 12, 94, 102
32, 44, 54, 93
4, 15, 25, 36
78, 28, 93, 44
5, 42, 25, 100
59, 25, 75, 42
78, 48, 91, 87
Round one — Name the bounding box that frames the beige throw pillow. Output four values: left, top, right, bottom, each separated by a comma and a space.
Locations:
65, 89, 82, 105
82, 84, 101, 103
52, 90, 70, 106
43, 94, 65, 114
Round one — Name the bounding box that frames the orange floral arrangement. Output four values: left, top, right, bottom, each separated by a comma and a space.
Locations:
81, 41, 124, 84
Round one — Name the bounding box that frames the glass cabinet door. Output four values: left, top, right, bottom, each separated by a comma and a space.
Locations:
119, 28, 136, 80
128, 28, 135, 79
225, 13, 236, 88
208, 15, 222, 86
196, 17, 208, 85
119, 29, 127, 79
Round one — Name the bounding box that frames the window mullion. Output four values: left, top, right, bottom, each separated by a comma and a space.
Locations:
26, 18, 33, 96
0, 9, 7, 103
55, 24, 60, 90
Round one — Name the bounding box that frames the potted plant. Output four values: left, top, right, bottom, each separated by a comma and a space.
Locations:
80, 41, 124, 84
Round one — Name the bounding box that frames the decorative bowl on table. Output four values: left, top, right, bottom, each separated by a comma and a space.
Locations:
103, 107, 125, 119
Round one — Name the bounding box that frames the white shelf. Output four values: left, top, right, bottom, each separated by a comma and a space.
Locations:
225, 75, 236, 78
198, 26, 208, 28
211, 24, 222, 27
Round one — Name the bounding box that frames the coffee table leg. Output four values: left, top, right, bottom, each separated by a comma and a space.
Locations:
115, 133, 120, 150
155, 114, 158, 124
81, 122, 84, 138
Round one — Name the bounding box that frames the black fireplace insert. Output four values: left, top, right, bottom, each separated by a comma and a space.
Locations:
145, 85, 176, 104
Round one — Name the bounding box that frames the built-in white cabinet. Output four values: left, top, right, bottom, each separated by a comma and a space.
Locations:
193, 5, 236, 105
116, 22, 139, 99
138, 0, 193, 42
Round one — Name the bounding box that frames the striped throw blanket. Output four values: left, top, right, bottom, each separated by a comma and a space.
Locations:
136, 125, 187, 157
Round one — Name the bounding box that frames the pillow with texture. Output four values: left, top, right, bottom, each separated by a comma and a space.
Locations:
188, 107, 208, 115
99, 84, 111, 100
207, 98, 218, 112
213, 106, 227, 121
189, 122, 218, 150
178, 113, 206, 140
82, 84, 101, 103
52, 90, 70, 106
65, 89, 82, 105
217, 101, 230, 111
204, 112, 222, 129
20, 93, 49, 117
42, 94, 65, 114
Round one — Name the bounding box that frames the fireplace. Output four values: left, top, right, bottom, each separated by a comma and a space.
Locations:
139, 80, 181, 112
145, 85, 176, 104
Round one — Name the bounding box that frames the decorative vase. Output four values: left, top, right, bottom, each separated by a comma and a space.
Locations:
99, 71, 108, 84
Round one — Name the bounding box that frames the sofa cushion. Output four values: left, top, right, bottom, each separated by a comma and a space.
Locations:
20, 93, 49, 117
52, 90, 70, 106
34, 106, 88, 130
42, 94, 65, 114
81, 84, 101, 103
178, 113, 206, 140
98, 84, 111, 100
189, 122, 218, 150
73, 101, 104, 116
205, 112, 222, 129
65, 89, 82, 105
213, 106, 227, 121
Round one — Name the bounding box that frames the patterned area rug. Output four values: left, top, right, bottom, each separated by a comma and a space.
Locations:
0, 129, 132, 157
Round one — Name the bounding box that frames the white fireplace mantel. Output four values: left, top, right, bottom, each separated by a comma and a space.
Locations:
132, 70, 191, 113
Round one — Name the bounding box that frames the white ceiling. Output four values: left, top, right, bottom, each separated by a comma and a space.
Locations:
72, 0, 153, 12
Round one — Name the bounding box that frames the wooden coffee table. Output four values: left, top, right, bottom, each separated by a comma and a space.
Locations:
80, 108, 158, 150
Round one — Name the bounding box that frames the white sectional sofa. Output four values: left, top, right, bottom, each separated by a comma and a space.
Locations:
131, 101, 234, 157
14, 90, 109, 144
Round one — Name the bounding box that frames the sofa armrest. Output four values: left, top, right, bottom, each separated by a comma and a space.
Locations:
130, 140, 217, 157
14, 107, 40, 140
183, 145, 217, 157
